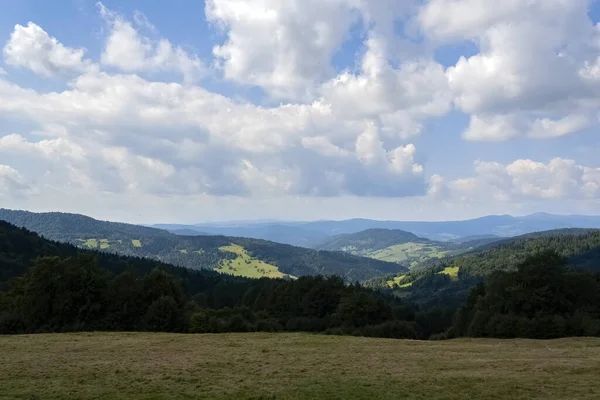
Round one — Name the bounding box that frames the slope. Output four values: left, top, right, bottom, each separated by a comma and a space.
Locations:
0, 209, 406, 281
314, 228, 500, 268
0, 220, 227, 290
370, 228, 600, 309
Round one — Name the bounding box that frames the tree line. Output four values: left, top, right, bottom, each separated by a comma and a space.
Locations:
0, 254, 449, 339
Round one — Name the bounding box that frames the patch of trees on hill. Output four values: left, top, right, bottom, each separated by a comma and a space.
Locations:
443, 252, 600, 339
0, 209, 405, 282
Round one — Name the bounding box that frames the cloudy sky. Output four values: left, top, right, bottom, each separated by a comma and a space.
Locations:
1, 0, 600, 223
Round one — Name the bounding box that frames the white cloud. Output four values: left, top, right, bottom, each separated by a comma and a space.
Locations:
3, 22, 91, 77
0, 67, 428, 198
0, 165, 29, 198
462, 114, 520, 141
206, 0, 361, 99
0, 2, 599, 220
445, 158, 600, 201
423, 0, 600, 141
528, 114, 591, 139
98, 2, 204, 83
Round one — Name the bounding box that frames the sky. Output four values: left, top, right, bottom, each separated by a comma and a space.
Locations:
1, 0, 600, 224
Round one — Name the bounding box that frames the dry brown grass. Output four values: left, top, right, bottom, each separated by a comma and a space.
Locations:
1, 333, 600, 399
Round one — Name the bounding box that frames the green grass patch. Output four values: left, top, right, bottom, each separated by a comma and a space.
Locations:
387, 275, 413, 288
216, 244, 293, 279
368, 242, 451, 268
131, 240, 142, 248
82, 239, 98, 249
437, 266, 460, 280
1, 333, 599, 400
178, 249, 188, 254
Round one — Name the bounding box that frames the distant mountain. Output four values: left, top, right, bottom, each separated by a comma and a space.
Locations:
315, 229, 422, 253
314, 228, 499, 269
169, 229, 210, 236
0, 209, 405, 282
154, 223, 328, 247
162, 213, 600, 244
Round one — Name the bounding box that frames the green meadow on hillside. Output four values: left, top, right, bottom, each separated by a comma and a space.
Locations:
1, 333, 599, 400
215, 244, 293, 279
368, 242, 452, 267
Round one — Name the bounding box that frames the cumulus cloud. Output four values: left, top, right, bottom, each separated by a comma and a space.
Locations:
98, 2, 204, 83
421, 0, 600, 141
0, 1, 599, 220
0, 165, 29, 198
3, 22, 91, 77
444, 158, 600, 201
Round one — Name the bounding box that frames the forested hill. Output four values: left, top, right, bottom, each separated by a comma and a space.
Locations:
0, 209, 406, 282
315, 229, 423, 252
440, 228, 600, 277
312, 228, 501, 268
0, 220, 226, 289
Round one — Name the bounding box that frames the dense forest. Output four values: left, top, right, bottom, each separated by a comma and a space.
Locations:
363, 229, 600, 310
444, 252, 600, 339
0, 209, 405, 282
0, 222, 444, 338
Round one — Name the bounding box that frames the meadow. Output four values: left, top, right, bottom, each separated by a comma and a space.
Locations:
368, 242, 452, 267
1, 333, 599, 399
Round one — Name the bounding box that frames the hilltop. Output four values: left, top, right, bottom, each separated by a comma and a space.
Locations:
0, 209, 405, 282
314, 228, 500, 268
363, 228, 600, 309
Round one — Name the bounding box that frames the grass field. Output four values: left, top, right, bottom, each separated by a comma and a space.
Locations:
368, 242, 451, 267
1, 333, 599, 400
215, 244, 291, 279
131, 239, 142, 248
437, 265, 460, 280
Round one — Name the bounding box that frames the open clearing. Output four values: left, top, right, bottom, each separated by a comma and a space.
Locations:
1, 333, 599, 400
368, 242, 451, 267
215, 244, 291, 279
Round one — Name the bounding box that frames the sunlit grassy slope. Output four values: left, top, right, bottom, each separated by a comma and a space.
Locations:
1, 333, 599, 400
215, 244, 293, 279
368, 242, 451, 267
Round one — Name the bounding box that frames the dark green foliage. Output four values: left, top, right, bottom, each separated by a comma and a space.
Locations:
448, 251, 600, 339
448, 229, 600, 277
0, 222, 428, 338
0, 209, 405, 282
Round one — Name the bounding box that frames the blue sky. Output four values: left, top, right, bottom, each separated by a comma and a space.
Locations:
1, 1, 600, 223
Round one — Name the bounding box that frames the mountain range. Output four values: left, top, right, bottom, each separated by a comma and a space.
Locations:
153, 213, 600, 245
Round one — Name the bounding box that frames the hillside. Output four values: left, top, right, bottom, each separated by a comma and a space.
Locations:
0, 220, 230, 292
0, 209, 406, 282
314, 228, 499, 268
369, 228, 600, 309
315, 229, 421, 252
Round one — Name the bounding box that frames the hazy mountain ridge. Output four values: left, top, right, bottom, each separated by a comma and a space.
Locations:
156, 214, 600, 245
